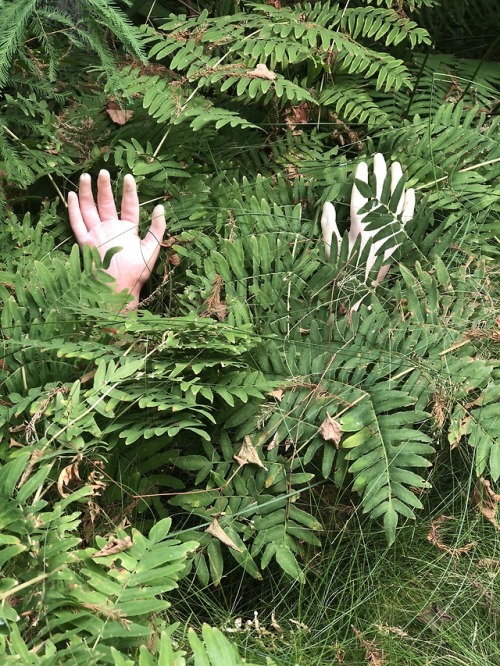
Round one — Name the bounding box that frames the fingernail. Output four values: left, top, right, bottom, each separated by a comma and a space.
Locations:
80, 173, 90, 182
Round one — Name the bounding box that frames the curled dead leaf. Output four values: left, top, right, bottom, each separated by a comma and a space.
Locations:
318, 412, 342, 447
205, 518, 242, 552
246, 63, 276, 80
57, 456, 83, 498
93, 536, 133, 558
427, 515, 475, 555
234, 436, 268, 469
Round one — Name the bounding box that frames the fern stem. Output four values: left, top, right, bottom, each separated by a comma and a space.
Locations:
0, 567, 65, 603
416, 157, 500, 190
48, 173, 67, 208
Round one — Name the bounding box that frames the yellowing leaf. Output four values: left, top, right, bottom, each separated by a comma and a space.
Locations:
234, 436, 268, 469
318, 413, 342, 447
205, 519, 242, 552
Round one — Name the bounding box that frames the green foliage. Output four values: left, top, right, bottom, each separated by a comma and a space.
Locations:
1, 0, 499, 661
0, 0, 147, 212
0, 453, 197, 663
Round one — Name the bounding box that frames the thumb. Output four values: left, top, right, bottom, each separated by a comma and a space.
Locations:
142, 204, 167, 259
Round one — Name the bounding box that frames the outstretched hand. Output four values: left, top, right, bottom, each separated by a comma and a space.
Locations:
321, 153, 415, 281
68, 170, 166, 309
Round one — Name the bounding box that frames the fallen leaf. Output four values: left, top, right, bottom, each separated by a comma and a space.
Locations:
205, 518, 242, 552
105, 100, 133, 125
427, 515, 475, 555
246, 63, 277, 80
352, 625, 384, 665
234, 436, 268, 469
93, 536, 133, 558
318, 412, 342, 447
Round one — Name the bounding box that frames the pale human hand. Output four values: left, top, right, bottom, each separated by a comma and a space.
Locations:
68, 170, 166, 309
321, 153, 415, 282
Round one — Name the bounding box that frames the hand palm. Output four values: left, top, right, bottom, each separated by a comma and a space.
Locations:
68, 170, 166, 308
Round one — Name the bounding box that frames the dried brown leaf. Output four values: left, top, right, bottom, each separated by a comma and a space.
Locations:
270, 612, 282, 633
57, 456, 83, 498
105, 101, 133, 125
318, 412, 342, 447
427, 515, 475, 555
476, 558, 500, 569
81, 602, 130, 625
375, 624, 409, 638
267, 432, 279, 451
93, 536, 133, 558
285, 102, 309, 134
352, 625, 384, 665
246, 63, 277, 80
17, 448, 43, 488
167, 253, 181, 267
201, 274, 227, 321
160, 235, 179, 248
289, 619, 309, 631
234, 436, 268, 469
88, 461, 107, 497
480, 477, 500, 502
472, 478, 500, 530
205, 518, 242, 552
